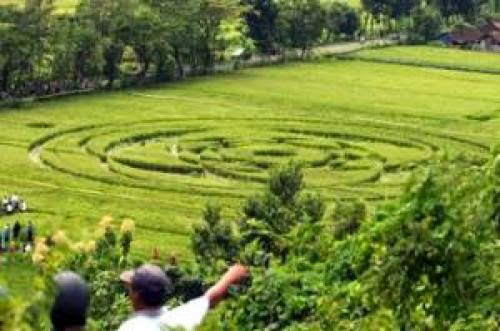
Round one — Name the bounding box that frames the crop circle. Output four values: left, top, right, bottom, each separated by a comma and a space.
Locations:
29, 117, 488, 201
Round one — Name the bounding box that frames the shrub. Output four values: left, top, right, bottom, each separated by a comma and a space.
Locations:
191, 202, 239, 277
217, 156, 500, 329
331, 199, 366, 239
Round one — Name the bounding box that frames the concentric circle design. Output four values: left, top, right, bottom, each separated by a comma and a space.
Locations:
28, 117, 488, 201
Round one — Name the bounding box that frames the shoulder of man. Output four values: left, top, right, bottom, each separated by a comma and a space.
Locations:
118, 315, 161, 331
159, 296, 210, 330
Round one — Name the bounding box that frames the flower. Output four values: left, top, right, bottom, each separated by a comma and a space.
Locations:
99, 215, 113, 230
52, 230, 69, 245
34, 239, 49, 256
120, 218, 135, 233
32, 252, 45, 264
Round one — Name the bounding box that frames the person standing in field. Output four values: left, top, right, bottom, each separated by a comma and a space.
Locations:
19, 199, 27, 212
10, 194, 18, 205
24, 221, 35, 252
0, 224, 4, 252
1, 225, 10, 252
26, 221, 34, 243
12, 220, 21, 241
118, 264, 249, 331
12, 220, 21, 251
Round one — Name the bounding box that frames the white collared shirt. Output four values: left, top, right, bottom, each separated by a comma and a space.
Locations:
118, 296, 209, 331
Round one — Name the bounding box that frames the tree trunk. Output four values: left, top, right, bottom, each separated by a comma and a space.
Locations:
370, 15, 375, 39
1, 63, 11, 93
173, 46, 184, 79
203, 45, 213, 75
301, 47, 307, 59
104, 44, 123, 89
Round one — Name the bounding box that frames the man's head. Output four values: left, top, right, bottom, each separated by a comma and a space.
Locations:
120, 264, 173, 311
51, 271, 90, 331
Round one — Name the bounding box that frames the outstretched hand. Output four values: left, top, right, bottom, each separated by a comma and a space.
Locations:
204, 264, 250, 307
224, 264, 250, 285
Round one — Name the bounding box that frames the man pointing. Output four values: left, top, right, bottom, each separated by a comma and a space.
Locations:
118, 264, 249, 331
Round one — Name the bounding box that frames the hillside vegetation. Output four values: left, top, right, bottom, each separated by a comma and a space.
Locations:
1, 0, 500, 329
2, 155, 499, 330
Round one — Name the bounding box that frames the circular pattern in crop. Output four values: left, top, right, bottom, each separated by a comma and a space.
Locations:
29, 117, 488, 201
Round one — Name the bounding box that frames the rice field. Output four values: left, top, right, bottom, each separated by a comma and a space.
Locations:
1, 47, 500, 296
348, 45, 500, 73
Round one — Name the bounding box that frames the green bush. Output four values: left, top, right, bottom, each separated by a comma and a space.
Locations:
6, 155, 499, 330
211, 156, 500, 329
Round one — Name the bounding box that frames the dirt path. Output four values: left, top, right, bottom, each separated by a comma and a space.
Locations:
314, 39, 395, 56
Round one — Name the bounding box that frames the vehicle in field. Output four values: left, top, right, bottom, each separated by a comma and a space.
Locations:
1, 195, 27, 215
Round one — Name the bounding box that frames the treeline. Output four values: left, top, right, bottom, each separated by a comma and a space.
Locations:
1, 0, 498, 101
362, 0, 492, 28
0, 0, 360, 101
361, 0, 499, 40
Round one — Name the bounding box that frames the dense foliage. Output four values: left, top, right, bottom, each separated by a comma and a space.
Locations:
3, 0, 500, 101
0, 0, 361, 101
193, 156, 500, 329
1, 153, 498, 329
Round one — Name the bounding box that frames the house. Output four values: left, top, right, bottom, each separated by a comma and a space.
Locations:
449, 26, 484, 46
480, 20, 500, 49
448, 20, 500, 50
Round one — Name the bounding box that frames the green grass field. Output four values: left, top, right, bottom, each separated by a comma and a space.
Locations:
1, 46, 500, 297
349, 45, 500, 73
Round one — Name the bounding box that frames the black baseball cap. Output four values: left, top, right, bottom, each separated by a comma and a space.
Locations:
120, 264, 173, 307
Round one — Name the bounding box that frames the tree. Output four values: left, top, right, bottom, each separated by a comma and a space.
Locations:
241, 0, 280, 54
76, 0, 135, 88
324, 2, 360, 41
409, 5, 442, 43
240, 162, 310, 261
191, 202, 239, 276
361, 0, 420, 35
118, 6, 165, 80
197, 0, 244, 72
492, 0, 500, 12
0, 6, 31, 94
361, 0, 386, 26
147, 0, 201, 79
387, 0, 420, 20
0, 0, 52, 96
49, 16, 103, 87
432, 0, 488, 23
277, 0, 324, 57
